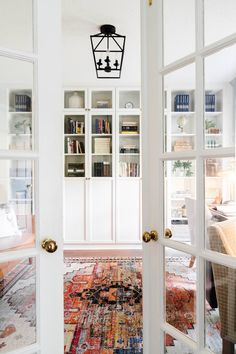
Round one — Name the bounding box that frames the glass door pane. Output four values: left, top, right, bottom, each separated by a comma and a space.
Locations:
0, 0, 33, 52
0, 257, 36, 352
204, 44, 236, 149
165, 248, 197, 343
163, 0, 195, 65
204, 0, 236, 46
0, 159, 35, 253
0, 56, 34, 151
164, 64, 195, 153
164, 160, 196, 245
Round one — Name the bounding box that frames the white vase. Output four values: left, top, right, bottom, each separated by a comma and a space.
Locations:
69, 92, 83, 108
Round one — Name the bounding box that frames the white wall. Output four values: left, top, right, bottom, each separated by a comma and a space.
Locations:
62, 0, 141, 86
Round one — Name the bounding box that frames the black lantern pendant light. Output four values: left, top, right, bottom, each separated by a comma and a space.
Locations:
90, 24, 126, 79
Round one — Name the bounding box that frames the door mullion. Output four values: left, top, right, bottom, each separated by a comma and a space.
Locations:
195, 0, 205, 351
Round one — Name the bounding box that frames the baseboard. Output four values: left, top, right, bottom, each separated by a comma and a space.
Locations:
63, 242, 142, 257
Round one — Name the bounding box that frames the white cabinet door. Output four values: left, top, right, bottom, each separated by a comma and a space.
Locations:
64, 179, 86, 242
116, 179, 141, 243
89, 179, 114, 242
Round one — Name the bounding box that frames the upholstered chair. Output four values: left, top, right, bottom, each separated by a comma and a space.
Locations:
208, 218, 236, 354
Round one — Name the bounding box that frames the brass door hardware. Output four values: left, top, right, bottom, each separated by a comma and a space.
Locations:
164, 228, 172, 239
149, 0, 153, 5
41, 239, 58, 253
142, 230, 158, 243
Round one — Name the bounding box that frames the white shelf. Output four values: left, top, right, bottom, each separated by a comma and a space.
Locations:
9, 111, 32, 114
171, 111, 195, 116
171, 217, 188, 220
64, 133, 85, 136
92, 134, 112, 136
10, 198, 32, 202
92, 153, 112, 156
171, 133, 195, 136
205, 133, 222, 136
65, 153, 85, 156
10, 176, 32, 180
119, 153, 140, 156
205, 111, 222, 116
9, 133, 32, 136
119, 134, 139, 137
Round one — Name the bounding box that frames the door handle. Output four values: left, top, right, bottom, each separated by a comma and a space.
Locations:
164, 228, 172, 239
142, 230, 158, 243
41, 238, 58, 253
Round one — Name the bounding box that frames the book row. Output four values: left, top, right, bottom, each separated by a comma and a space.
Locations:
121, 121, 139, 133
119, 162, 139, 177
174, 93, 217, 112
174, 94, 190, 112
66, 138, 85, 154
94, 162, 111, 177
95, 118, 111, 134
67, 163, 85, 177
66, 119, 85, 134
14, 94, 31, 112
205, 94, 216, 112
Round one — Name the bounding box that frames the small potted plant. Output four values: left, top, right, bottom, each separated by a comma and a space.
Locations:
172, 160, 193, 177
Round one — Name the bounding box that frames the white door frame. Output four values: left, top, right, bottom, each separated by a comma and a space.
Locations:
141, 0, 236, 353
0, 1, 63, 353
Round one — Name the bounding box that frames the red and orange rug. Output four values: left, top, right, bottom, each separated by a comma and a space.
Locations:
64, 257, 143, 354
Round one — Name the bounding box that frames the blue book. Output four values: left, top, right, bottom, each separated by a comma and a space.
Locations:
186, 94, 189, 111
212, 94, 215, 112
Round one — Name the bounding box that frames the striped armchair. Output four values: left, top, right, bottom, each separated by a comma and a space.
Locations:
208, 218, 236, 354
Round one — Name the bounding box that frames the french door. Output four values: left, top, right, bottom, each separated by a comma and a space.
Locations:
142, 0, 236, 353
0, 1, 63, 354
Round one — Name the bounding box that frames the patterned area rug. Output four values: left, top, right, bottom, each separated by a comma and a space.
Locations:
0, 259, 36, 353
64, 257, 143, 354
64, 257, 222, 354
0, 256, 222, 353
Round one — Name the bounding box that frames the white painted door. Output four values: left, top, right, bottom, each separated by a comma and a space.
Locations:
0, 1, 63, 354
142, 0, 236, 353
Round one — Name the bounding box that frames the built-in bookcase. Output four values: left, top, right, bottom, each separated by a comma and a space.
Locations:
63, 87, 142, 245
6, 89, 34, 232
8, 89, 33, 151
165, 88, 224, 153
164, 86, 232, 243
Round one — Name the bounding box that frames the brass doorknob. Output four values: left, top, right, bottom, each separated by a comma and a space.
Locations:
164, 228, 172, 239
41, 239, 58, 253
142, 230, 158, 243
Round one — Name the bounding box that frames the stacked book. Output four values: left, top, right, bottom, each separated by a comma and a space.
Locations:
67, 138, 85, 154
205, 94, 215, 112
173, 139, 192, 151
67, 163, 85, 177
95, 118, 111, 134
120, 145, 139, 153
15, 94, 31, 112
121, 121, 138, 134
174, 94, 190, 112
94, 138, 111, 154
119, 162, 139, 177
67, 119, 84, 134
94, 162, 111, 177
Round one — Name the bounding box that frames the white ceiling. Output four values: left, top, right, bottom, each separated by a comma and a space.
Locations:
62, 0, 236, 86
62, 0, 140, 37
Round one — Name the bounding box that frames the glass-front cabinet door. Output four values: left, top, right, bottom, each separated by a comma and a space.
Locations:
142, 0, 236, 353
0, 1, 63, 354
